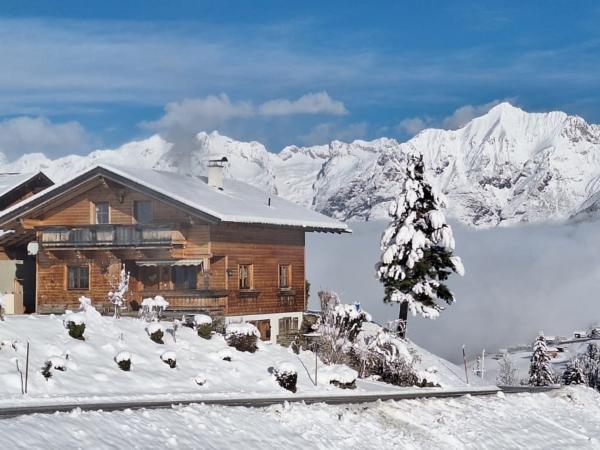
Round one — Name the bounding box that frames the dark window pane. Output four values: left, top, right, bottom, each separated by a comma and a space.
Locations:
173, 266, 196, 290
134, 201, 153, 224
68, 266, 89, 289
95, 202, 110, 224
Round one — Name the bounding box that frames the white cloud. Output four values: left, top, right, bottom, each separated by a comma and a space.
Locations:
299, 122, 368, 146
0, 116, 92, 160
259, 92, 347, 116
143, 94, 254, 133
395, 116, 433, 135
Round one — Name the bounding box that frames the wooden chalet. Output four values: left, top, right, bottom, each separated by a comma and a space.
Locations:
0, 163, 348, 343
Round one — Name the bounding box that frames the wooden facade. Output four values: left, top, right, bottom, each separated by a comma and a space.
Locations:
0, 174, 307, 321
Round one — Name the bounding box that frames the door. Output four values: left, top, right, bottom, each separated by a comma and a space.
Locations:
13, 277, 24, 314
250, 320, 271, 341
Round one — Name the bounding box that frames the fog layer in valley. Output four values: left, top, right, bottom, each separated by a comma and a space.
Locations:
307, 220, 600, 363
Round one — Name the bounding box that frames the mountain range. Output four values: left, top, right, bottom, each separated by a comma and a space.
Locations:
2, 102, 600, 227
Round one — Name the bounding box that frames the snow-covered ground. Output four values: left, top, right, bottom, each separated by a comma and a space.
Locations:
0, 308, 481, 408
1, 387, 599, 449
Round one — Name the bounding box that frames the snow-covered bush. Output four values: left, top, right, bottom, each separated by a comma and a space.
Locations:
115, 351, 132, 371
273, 362, 298, 393
41, 356, 67, 380
194, 374, 207, 386
323, 366, 358, 389
140, 295, 170, 322
161, 350, 177, 369
63, 313, 86, 340
376, 152, 464, 336
351, 330, 418, 387
562, 359, 586, 385
496, 353, 519, 386
225, 323, 259, 353
146, 323, 164, 344
529, 334, 555, 386
108, 264, 130, 318
218, 349, 233, 362
194, 314, 213, 339
318, 299, 371, 365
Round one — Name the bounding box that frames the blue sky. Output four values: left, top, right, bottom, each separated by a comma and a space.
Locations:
0, 1, 599, 159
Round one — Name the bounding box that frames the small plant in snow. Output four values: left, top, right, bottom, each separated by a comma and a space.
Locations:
326, 367, 358, 390
218, 349, 233, 362
115, 351, 132, 371
108, 264, 130, 318
140, 295, 170, 322
225, 323, 259, 353
376, 152, 464, 337
496, 353, 519, 386
529, 334, 555, 386
161, 351, 177, 368
194, 374, 207, 386
562, 359, 586, 385
63, 313, 86, 340
147, 323, 164, 344
41, 356, 67, 380
273, 362, 298, 393
194, 314, 213, 339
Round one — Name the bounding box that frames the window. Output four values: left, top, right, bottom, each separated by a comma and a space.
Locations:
279, 264, 291, 289
239, 264, 252, 290
140, 266, 159, 290
173, 266, 197, 290
95, 202, 110, 224
278, 317, 299, 335
134, 201, 153, 224
67, 266, 89, 290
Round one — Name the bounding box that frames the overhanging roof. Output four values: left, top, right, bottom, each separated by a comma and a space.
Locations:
0, 164, 350, 233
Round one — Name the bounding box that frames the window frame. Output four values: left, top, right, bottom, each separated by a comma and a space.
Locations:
278, 317, 299, 335
133, 200, 153, 225
278, 264, 292, 289
238, 264, 253, 290
172, 265, 198, 290
67, 265, 90, 290
94, 201, 110, 224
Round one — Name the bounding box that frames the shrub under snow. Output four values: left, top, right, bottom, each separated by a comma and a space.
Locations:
115, 351, 132, 371
322, 366, 358, 389
218, 349, 233, 362
194, 374, 207, 386
41, 356, 67, 380
63, 313, 86, 340
194, 314, 213, 339
225, 323, 259, 353
140, 295, 170, 322
161, 350, 177, 369
146, 323, 165, 344
273, 362, 298, 393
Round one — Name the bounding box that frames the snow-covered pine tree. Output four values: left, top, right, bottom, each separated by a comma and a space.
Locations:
107, 264, 130, 318
376, 152, 464, 337
562, 358, 586, 385
528, 334, 555, 386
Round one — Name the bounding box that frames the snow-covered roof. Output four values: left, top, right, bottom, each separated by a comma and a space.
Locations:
0, 172, 51, 201
0, 164, 350, 233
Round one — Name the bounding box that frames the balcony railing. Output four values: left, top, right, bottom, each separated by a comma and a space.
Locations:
41, 225, 175, 248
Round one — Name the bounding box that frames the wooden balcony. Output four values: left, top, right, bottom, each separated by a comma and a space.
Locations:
139, 290, 228, 312
41, 225, 177, 249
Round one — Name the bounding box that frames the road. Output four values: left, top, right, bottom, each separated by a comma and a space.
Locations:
0, 385, 560, 419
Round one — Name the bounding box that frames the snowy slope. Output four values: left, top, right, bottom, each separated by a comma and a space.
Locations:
3, 103, 600, 227
1, 387, 600, 449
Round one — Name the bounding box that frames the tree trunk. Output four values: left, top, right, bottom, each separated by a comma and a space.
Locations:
398, 301, 408, 338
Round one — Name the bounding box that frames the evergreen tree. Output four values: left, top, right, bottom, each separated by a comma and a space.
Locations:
528, 334, 555, 386
376, 152, 464, 337
580, 343, 600, 389
562, 358, 586, 385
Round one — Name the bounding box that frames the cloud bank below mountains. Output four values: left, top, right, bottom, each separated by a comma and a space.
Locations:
307, 220, 600, 363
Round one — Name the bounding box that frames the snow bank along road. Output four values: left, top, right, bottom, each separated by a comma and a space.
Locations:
0, 385, 558, 419
0, 387, 596, 449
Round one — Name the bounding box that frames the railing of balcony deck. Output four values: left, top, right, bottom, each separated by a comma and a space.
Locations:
41, 225, 174, 247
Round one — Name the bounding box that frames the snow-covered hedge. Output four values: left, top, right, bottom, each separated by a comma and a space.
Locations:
115, 351, 132, 371
273, 362, 298, 393
161, 350, 177, 368
146, 323, 164, 344
321, 366, 358, 389
194, 314, 213, 339
225, 323, 259, 353
63, 313, 86, 340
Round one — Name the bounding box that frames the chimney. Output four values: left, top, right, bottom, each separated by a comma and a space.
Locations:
207, 157, 228, 190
